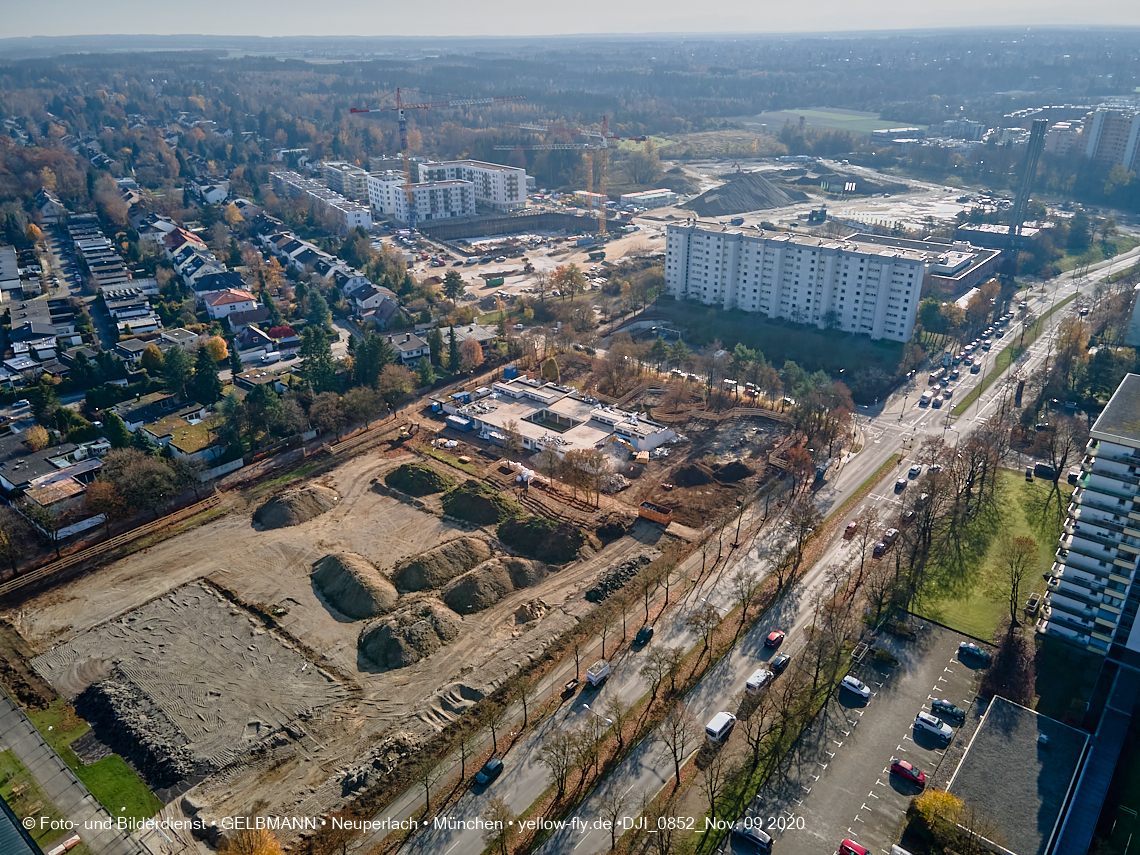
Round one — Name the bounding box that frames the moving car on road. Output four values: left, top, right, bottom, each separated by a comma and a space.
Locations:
475, 758, 503, 785
895, 478, 908, 492
634, 625, 654, 646
764, 630, 786, 648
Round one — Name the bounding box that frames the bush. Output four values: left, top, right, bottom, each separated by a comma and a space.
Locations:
385, 462, 455, 497
441, 481, 521, 525
497, 514, 585, 564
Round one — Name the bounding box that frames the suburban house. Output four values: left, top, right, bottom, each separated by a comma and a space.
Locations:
451, 323, 498, 353
111, 392, 181, 432
384, 332, 430, 364
225, 306, 272, 332
114, 338, 153, 368
235, 368, 287, 394
139, 402, 209, 449
0, 436, 109, 495
206, 289, 259, 320
34, 187, 68, 224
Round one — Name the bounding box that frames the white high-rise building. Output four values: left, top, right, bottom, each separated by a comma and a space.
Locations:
416, 160, 526, 211
664, 223, 924, 342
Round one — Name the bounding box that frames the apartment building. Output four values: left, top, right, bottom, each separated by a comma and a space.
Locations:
366, 173, 476, 222
416, 160, 526, 211
1045, 121, 1084, 157
1081, 106, 1140, 172
1042, 375, 1140, 661
271, 170, 372, 231
322, 161, 371, 201
664, 223, 924, 342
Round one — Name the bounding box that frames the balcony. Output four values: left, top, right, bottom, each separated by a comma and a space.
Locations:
1090, 448, 1140, 467
1052, 585, 1105, 609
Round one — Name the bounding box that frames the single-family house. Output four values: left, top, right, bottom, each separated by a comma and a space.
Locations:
111, 392, 180, 432
384, 332, 430, 365
206, 289, 258, 320
226, 306, 272, 332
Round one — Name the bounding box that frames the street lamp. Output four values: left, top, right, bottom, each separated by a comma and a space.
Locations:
581, 704, 613, 725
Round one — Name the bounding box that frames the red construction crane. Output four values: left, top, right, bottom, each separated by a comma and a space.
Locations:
351, 88, 525, 228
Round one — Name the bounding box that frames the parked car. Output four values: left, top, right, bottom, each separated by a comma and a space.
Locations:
872, 541, 888, 559
764, 630, 786, 648
746, 668, 775, 695
839, 840, 870, 855
705, 711, 737, 743
840, 675, 872, 700
634, 625, 654, 646
958, 642, 992, 665
475, 758, 504, 784
732, 821, 772, 852
914, 711, 953, 744
883, 528, 900, 545
769, 652, 791, 675
931, 699, 966, 724
900, 509, 917, 526
890, 758, 927, 787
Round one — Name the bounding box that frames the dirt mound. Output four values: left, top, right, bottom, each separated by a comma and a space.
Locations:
514, 599, 549, 624
393, 537, 494, 593
674, 464, 714, 488
504, 557, 547, 589
682, 172, 806, 217
497, 515, 585, 564
596, 511, 636, 544
662, 166, 701, 195
384, 463, 455, 497
442, 561, 514, 613
441, 481, 521, 525
715, 459, 753, 483
312, 553, 399, 620
254, 484, 339, 529
358, 598, 462, 670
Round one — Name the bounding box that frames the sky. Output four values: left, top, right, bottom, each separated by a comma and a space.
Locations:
5, 0, 1140, 39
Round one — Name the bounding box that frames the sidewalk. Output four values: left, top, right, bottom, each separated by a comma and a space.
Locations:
0, 687, 149, 855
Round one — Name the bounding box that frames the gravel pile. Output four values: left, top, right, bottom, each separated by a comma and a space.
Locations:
358, 598, 462, 670
312, 553, 399, 620
682, 172, 805, 217
585, 555, 652, 603
253, 485, 340, 529
393, 537, 494, 593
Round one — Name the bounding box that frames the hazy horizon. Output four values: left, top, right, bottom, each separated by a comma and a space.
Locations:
5, 0, 1140, 41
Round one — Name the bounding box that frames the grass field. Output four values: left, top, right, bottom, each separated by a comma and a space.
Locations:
1057, 236, 1140, 274
913, 470, 1071, 641
26, 699, 162, 821
734, 107, 915, 136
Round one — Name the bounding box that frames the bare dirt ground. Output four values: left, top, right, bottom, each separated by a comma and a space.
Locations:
2, 446, 664, 824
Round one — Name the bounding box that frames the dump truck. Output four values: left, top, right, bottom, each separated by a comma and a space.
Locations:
586, 659, 611, 687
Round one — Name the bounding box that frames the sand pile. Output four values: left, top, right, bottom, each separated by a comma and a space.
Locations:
504, 557, 547, 589
514, 599, 549, 624
254, 485, 339, 529
312, 553, 399, 620
716, 460, 754, 483
682, 172, 805, 217
674, 464, 714, 488
358, 598, 462, 670
393, 537, 494, 593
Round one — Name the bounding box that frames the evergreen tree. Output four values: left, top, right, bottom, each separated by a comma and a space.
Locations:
163, 345, 193, 399
103, 412, 132, 449
229, 342, 243, 376
193, 345, 224, 405
299, 326, 339, 394
443, 269, 466, 300
307, 291, 331, 328
353, 331, 396, 387
416, 357, 435, 388
132, 429, 160, 455
427, 328, 444, 366
448, 326, 460, 372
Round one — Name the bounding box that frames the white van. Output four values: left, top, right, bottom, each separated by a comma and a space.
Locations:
705, 711, 737, 743
745, 669, 774, 696
919, 391, 933, 407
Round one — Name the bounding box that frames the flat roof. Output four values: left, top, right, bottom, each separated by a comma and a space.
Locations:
672, 222, 926, 263
1091, 374, 1140, 446
947, 696, 1088, 855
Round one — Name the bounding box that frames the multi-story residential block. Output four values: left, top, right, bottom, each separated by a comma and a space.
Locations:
664, 223, 924, 342
366, 173, 476, 222
1081, 106, 1140, 172
271, 170, 372, 232
416, 160, 526, 211
322, 161, 371, 201
1045, 121, 1084, 157
1043, 374, 1140, 660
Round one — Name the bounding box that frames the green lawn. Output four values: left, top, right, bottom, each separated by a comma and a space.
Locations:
913, 470, 1071, 641
738, 107, 899, 135
0, 749, 74, 849
26, 699, 162, 821
1056, 236, 1140, 274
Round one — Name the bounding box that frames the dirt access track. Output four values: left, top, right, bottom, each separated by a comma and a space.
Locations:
3, 447, 664, 824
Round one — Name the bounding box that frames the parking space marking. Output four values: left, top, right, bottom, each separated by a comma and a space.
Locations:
802, 785, 812, 793
896, 745, 907, 752
811, 774, 820, 781
861, 803, 873, 812
818, 762, 829, 769
833, 739, 844, 747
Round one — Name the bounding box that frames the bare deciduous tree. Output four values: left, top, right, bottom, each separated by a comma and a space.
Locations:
538, 730, 578, 799
656, 704, 698, 792
987, 536, 1040, 630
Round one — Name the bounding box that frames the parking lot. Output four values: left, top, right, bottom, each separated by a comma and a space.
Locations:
729, 623, 988, 855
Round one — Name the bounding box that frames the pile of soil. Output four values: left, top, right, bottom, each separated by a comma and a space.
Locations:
682, 172, 806, 217
312, 553, 399, 620
662, 166, 701, 195
358, 598, 462, 670
439, 556, 548, 614
514, 599, 549, 624
715, 459, 754, 483
384, 463, 455, 497
441, 481, 521, 525
393, 537, 494, 593
596, 512, 635, 544
497, 515, 585, 565
442, 562, 514, 613
585, 555, 652, 602
253, 485, 339, 529
674, 464, 714, 488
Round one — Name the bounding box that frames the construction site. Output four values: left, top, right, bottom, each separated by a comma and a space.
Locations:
0, 373, 795, 844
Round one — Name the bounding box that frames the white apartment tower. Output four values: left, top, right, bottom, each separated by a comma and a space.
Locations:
366, 173, 476, 222
1043, 374, 1140, 662
664, 223, 924, 342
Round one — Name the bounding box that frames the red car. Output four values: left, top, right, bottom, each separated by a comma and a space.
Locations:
844, 521, 858, 538
838, 840, 869, 855
764, 630, 786, 648
890, 758, 927, 787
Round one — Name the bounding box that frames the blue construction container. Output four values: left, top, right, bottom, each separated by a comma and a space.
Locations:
503, 365, 519, 380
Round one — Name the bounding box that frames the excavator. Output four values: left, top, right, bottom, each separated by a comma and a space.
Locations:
599, 432, 650, 466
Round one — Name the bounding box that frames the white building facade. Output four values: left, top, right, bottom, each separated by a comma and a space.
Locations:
664, 224, 924, 342
416, 160, 526, 211
271, 170, 372, 231
367, 174, 475, 222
